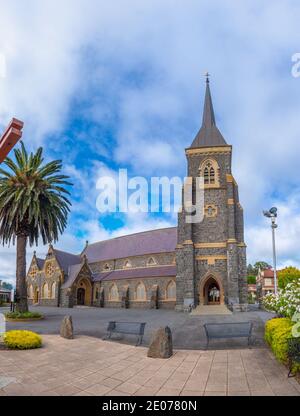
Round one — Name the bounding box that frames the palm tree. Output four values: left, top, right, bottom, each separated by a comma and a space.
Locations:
0, 142, 72, 312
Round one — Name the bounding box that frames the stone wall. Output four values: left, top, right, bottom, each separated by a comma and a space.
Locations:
89, 252, 175, 274
100, 276, 176, 309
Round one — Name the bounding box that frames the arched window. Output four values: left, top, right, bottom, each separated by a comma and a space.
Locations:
166, 280, 176, 300
50, 281, 56, 299
209, 167, 215, 184
147, 257, 156, 266
109, 284, 119, 301
200, 159, 219, 186
27, 285, 33, 299
124, 260, 132, 269
204, 167, 209, 184
136, 283, 146, 300
41, 283, 48, 299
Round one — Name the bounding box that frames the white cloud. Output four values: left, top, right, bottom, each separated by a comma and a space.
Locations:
246, 190, 300, 267
82, 213, 175, 245
1, 0, 300, 278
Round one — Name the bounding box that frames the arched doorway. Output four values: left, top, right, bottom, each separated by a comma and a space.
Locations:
199, 274, 224, 305
204, 278, 220, 305
77, 288, 85, 305
33, 287, 39, 304
75, 277, 92, 306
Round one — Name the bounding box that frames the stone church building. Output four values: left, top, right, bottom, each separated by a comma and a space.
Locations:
26, 79, 248, 312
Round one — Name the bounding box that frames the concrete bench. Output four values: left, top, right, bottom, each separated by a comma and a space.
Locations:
105, 321, 146, 346
204, 322, 253, 349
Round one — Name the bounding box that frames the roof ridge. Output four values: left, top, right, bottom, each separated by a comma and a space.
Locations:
53, 248, 80, 257
86, 226, 177, 247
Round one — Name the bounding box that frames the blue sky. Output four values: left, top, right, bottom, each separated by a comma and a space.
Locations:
0, 0, 300, 284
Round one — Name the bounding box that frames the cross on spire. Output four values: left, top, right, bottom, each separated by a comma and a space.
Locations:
205, 71, 210, 83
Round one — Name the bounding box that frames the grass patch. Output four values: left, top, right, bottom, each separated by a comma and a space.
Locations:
5, 311, 43, 320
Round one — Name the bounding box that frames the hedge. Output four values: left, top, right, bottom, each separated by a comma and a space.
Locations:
265, 318, 300, 374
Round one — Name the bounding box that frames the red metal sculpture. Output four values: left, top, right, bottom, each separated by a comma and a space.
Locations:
0, 118, 24, 163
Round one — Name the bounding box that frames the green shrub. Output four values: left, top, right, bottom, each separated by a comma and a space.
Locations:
247, 275, 256, 284
3, 330, 42, 349
265, 318, 300, 374
5, 311, 42, 320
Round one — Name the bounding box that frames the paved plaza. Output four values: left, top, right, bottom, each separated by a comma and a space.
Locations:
1, 305, 273, 349
0, 335, 299, 396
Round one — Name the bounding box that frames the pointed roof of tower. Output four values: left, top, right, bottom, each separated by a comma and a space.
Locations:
190, 74, 228, 148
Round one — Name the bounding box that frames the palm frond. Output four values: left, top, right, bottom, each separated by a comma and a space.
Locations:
0, 142, 72, 246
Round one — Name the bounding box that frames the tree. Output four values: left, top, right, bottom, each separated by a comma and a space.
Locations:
247, 275, 256, 284
0, 142, 72, 312
253, 261, 271, 273
1, 282, 13, 290
247, 262, 271, 276
278, 267, 300, 289
247, 264, 256, 276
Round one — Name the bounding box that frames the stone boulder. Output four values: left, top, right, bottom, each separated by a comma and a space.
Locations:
147, 326, 173, 358
60, 315, 74, 339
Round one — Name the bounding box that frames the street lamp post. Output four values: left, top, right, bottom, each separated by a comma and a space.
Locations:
263, 207, 278, 295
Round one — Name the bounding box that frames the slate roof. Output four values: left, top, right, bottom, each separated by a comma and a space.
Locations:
190, 78, 228, 148
262, 269, 274, 277
62, 263, 85, 289
36, 258, 45, 270
83, 227, 177, 263
53, 249, 81, 273
92, 265, 177, 282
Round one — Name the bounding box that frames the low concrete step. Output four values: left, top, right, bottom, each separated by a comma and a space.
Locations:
190, 305, 232, 315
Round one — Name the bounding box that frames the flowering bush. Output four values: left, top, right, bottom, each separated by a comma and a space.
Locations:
3, 330, 42, 349
291, 312, 300, 338
262, 280, 300, 318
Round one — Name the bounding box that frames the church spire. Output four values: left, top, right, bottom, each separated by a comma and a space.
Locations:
202, 73, 216, 128
190, 74, 228, 148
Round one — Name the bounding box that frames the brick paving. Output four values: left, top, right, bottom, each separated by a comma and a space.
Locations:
0, 335, 299, 396
1, 305, 272, 349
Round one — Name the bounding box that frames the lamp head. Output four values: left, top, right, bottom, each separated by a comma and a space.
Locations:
263, 210, 272, 218
269, 207, 278, 217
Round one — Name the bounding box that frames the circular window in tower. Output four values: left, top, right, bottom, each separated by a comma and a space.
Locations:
204, 204, 218, 218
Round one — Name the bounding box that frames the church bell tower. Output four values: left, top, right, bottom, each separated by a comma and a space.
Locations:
176, 76, 248, 312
